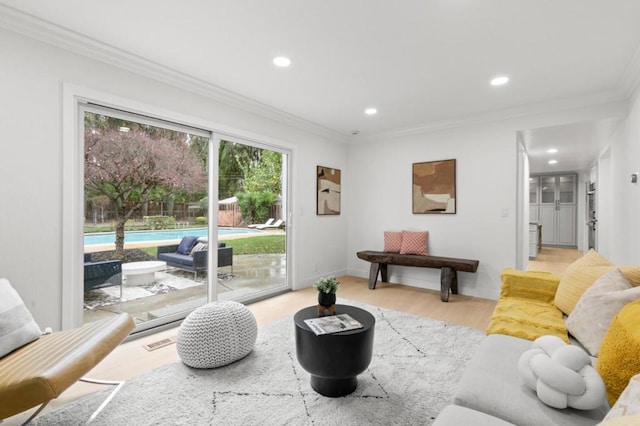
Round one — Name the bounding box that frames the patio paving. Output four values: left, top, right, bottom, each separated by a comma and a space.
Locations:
83, 253, 287, 325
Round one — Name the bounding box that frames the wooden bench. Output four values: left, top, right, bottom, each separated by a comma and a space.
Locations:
356, 250, 479, 302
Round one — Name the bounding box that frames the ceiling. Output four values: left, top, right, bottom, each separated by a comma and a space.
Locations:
2, 1, 640, 173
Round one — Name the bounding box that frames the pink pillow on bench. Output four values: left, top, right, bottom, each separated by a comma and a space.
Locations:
400, 230, 428, 255
384, 231, 403, 253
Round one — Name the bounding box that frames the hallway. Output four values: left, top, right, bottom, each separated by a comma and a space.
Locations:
528, 246, 584, 275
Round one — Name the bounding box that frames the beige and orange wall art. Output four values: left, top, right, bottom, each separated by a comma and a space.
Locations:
412, 159, 456, 214
317, 166, 341, 215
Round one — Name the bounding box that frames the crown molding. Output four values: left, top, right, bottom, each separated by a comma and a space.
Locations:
0, 4, 347, 143
357, 90, 629, 144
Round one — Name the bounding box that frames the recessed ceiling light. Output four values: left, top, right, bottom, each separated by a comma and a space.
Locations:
490, 76, 509, 86
365, 108, 378, 115
273, 56, 291, 67
547, 148, 558, 154
548, 159, 558, 165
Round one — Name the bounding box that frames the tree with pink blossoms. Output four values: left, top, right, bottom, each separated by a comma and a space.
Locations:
85, 126, 206, 260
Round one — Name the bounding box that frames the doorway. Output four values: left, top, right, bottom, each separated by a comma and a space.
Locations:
530, 174, 578, 247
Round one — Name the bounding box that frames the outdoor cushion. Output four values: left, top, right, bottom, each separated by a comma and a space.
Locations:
158, 252, 195, 267
177, 236, 199, 255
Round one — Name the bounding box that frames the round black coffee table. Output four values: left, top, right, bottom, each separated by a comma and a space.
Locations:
294, 304, 375, 397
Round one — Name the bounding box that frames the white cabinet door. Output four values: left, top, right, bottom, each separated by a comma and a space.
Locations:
557, 205, 576, 246
540, 205, 557, 245
531, 174, 577, 247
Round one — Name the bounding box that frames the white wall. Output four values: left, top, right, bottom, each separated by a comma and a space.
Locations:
607, 89, 640, 264
0, 29, 348, 329
1, 26, 637, 328
346, 102, 630, 300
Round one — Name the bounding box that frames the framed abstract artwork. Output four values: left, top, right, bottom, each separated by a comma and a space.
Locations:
412, 159, 456, 214
317, 165, 341, 215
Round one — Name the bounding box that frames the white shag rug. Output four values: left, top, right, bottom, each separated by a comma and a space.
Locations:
35, 299, 485, 426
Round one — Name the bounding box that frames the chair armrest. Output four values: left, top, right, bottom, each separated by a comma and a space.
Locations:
192, 250, 208, 268
499, 268, 561, 304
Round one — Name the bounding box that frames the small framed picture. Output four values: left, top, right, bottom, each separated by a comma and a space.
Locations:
317, 166, 341, 215
412, 159, 456, 214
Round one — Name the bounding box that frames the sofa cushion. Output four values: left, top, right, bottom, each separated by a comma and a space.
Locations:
433, 405, 516, 426
486, 297, 569, 343
453, 334, 608, 426
0, 278, 42, 358
177, 236, 199, 255
566, 269, 640, 356
554, 250, 640, 315
597, 300, 640, 406
601, 373, 640, 422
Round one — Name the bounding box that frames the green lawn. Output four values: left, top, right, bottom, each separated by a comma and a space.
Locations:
138, 234, 285, 257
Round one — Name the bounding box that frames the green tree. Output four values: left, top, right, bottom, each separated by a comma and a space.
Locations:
85, 120, 206, 260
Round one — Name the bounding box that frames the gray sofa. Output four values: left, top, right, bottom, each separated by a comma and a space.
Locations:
433, 267, 614, 426
433, 333, 609, 426
157, 239, 232, 277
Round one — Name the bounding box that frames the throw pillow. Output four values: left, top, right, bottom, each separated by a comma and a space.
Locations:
602, 373, 640, 422
566, 269, 640, 356
383, 231, 403, 253
554, 249, 640, 315
190, 242, 208, 255
597, 299, 640, 406
177, 236, 199, 255
517, 335, 606, 410
0, 278, 42, 358
399, 230, 428, 255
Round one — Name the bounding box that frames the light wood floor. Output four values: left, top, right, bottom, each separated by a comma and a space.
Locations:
7, 247, 581, 425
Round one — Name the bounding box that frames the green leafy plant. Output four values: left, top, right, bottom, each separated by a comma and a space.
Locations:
314, 276, 339, 294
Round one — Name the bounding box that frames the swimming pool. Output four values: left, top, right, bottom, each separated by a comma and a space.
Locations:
84, 227, 261, 246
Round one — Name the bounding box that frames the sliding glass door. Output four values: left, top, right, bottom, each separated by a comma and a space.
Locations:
79, 105, 290, 333
214, 134, 289, 303
81, 105, 211, 331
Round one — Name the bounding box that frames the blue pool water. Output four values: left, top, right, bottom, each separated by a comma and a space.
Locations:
84, 227, 260, 245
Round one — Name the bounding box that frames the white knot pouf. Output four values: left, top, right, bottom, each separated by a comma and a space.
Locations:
518, 335, 606, 410
177, 301, 257, 369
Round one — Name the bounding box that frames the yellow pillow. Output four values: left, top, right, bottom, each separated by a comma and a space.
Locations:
554, 250, 640, 314
597, 300, 640, 406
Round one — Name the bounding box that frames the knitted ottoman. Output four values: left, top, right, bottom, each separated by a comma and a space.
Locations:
177, 301, 258, 368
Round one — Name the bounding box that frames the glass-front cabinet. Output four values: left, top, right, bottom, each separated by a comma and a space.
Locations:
529, 174, 577, 247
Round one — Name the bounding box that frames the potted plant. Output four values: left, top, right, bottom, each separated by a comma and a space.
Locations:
314, 275, 339, 308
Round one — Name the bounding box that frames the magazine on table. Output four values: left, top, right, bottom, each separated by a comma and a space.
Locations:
304, 314, 363, 335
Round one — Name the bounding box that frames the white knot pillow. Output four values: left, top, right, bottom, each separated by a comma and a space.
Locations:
517, 335, 606, 410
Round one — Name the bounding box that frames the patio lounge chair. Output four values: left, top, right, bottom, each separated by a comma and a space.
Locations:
256, 218, 284, 230
248, 218, 274, 228
84, 253, 123, 298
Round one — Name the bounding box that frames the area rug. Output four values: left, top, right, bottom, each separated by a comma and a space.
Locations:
35, 299, 485, 426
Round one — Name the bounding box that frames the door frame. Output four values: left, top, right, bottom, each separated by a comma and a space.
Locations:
62, 83, 294, 329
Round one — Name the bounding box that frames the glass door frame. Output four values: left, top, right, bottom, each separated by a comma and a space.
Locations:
212, 131, 292, 303
62, 85, 294, 331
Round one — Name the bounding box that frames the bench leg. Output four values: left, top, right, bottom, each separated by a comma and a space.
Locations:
368, 263, 380, 289
440, 266, 458, 302
380, 264, 388, 283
